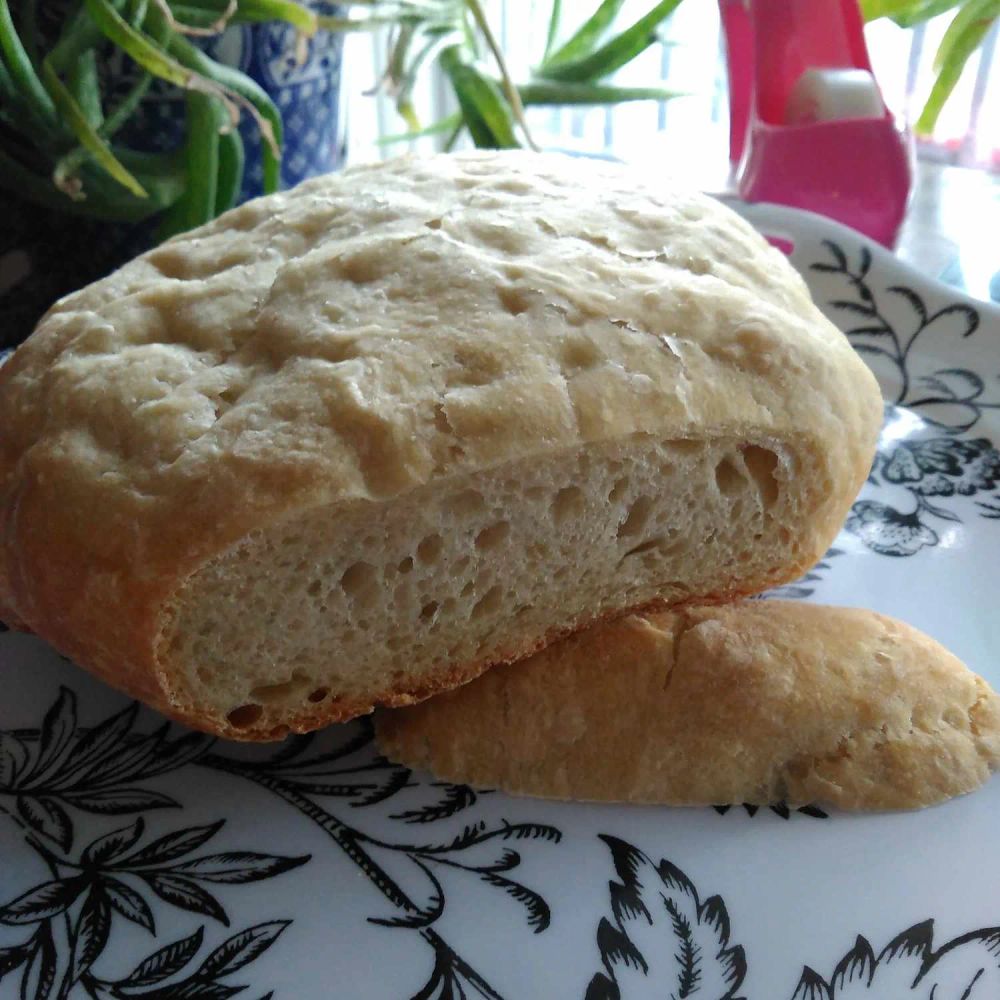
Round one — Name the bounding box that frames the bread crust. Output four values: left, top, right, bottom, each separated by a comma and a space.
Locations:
376, 601, 1000, 810
0, 152, 883, 736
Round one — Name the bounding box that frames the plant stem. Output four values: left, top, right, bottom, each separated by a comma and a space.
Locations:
463, 0, 537, 149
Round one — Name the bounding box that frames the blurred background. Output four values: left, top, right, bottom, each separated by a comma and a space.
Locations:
1, 0, 998, 345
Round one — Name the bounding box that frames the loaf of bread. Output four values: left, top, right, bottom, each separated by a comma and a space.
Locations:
0, 152, 882, 740
376, 602, 1000, 810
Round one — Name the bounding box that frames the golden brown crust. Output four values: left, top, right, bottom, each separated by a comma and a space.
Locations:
375, 601, 1000, 810
0, 151, 882, 736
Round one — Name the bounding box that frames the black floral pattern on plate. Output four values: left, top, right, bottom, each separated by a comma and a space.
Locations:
811, 242, 1000, 557
583, 835, 1000, 1000
585, 836, 746, 1000
0, 689, 560, 999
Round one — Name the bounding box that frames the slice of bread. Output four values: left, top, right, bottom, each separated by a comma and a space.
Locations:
0, 152, 882, 739
376, 601, 1000, 810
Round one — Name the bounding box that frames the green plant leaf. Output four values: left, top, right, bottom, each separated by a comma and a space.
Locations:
376, 111, 461, 144
535, 0, 684, 82
518, 80, 683, 104
42, 60, 147, 197
0, 0, 56, 123
231, 0, 317, 33
68, 50, 103, 128
542, 0, 625, 70
916, 0, 998, 132
157, 90, 223, 238
440, 45, 518, 148
931, 0, 999, 69
544, 0, 562, 58
861, 0, 965, 27
166, 32, 283, 193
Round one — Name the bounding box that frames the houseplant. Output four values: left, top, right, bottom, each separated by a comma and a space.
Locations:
0, 0, 686, 344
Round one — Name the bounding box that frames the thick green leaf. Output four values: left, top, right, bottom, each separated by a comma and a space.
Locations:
542, 0, 625, 70
544, 0, 562, 58
862, 0, 965, 27
231, 0, 318, 33
42, 60, 147, 197
440, 45, 518, 148
518, 80, 683, 104
536, 0, 684, 83
932, 0, 999, 69
157, 91, 222, 238
166, 32, 283, 193
68, 50, 103, 128
0, 0, 56, 123
916, 1, 998, 132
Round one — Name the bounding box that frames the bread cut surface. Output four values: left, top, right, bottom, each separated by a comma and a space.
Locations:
376, 601, 1000, 810
0, 152, 882, 739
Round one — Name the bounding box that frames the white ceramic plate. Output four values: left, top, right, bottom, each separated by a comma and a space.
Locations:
2, 204, 999, 1000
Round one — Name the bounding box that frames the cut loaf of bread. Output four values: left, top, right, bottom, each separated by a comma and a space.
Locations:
376, 601, 1000, 810
0, 152, 882, 739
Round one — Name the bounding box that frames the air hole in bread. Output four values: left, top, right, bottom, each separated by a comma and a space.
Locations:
623, 536, 665, 559
425, 218, 442, 230
476, 521, 510, 551
308, 687, 328, 703
398, 556, 414, 574
742, 445, 780, 509
617, 495, 653, 538
307, 579, 323, 597
341, 562, 376, 600
446, 490, 486, 517
227, 704, 262, 728
609, 477, 629, 504
552, 485, 584, 526
498, 286, 532, 316
250, 672, 308, 704
472, 585, 503, 619
417, 534, 442, 564
420, 601, 439, 623
714, 457, 744, 496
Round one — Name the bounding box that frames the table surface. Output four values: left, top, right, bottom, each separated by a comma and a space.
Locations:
892, 161, 999, 303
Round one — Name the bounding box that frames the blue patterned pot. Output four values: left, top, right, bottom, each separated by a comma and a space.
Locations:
120, 2, 346, 201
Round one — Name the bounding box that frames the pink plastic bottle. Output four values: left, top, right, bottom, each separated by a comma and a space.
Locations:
719, 0, 912, 247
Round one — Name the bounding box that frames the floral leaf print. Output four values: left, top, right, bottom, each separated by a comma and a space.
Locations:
585, 835, 746, 1000
102, 878, 155, 932
141, 874, 230, 925
26, 688, 77, 785
0, 877, 88, 926
109, 922, 290, 1000
19, 923, 56, 1000
194, 920, 291, 979
122, 821, 227, 866
80, 819, 146, 866
712, 803, 829, 819
69, 888, 111, 980
0, 733, 29, 787
390, 783, 479, 824
169, 853, 310, 884
15, 796, 73, 851
117, 927, 205, 988
811, 243, 997, 431
790, 920, 1000, 998
845, 500, 939, 557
